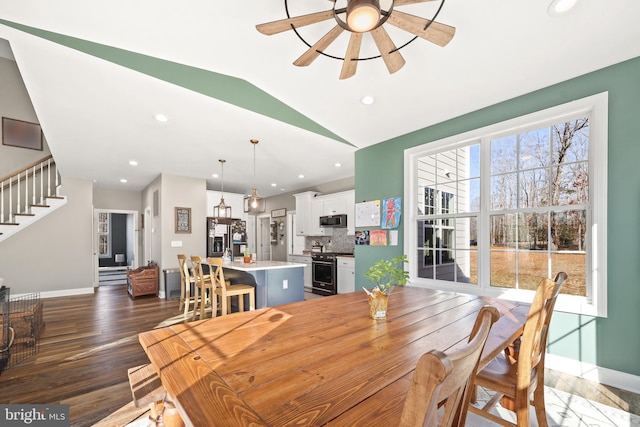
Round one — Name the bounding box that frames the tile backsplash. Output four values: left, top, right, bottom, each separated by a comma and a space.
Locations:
305, 228, 355, 254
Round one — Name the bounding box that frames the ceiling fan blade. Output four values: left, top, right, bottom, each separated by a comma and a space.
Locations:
256, 10, 335, 35
370, 26, 406, 74
293, 25, 345, 67
340, 32, 363, 80
387, 10, 455, 47
394, 0, 438, 5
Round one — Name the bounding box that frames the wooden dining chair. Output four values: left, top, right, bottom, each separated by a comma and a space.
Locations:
208, 258, 255, 316
177, 254, 196, 318
467, 272, 568, 427
399, 305, 501, 427
190, 256, 216, 321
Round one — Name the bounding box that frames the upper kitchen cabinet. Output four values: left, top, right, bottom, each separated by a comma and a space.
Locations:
320, 190, 355, 235
294, 191, 320, 236
311, 198, 332, 236
345, 190, 355, 236
323, 193, 348, 216
294, 189, 355, 236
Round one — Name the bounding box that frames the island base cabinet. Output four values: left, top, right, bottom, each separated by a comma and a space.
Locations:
245, 267, 304, 308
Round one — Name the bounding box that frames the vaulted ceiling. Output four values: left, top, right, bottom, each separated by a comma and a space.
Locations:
1, 1, 639, 196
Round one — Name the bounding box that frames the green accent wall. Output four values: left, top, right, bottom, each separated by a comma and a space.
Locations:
0, 19, 353, 146
355, 56, 640, 376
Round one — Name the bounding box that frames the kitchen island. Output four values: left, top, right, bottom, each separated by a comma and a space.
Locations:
223, 260, 305, 308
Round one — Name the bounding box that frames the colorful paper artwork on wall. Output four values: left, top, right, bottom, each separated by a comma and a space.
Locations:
355, 200, 381, 227
355, 230, 370, 245
370, 230, 387, 246
381, 197, 401, 229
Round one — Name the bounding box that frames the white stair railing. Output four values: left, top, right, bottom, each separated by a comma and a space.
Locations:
0, 155, 59, 224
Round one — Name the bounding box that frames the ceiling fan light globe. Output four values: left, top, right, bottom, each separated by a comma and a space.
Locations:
347, 0, 380, 32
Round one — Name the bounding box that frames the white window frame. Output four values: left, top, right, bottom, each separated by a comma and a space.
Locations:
404, 92, 608, 317
97, 211, 111, 259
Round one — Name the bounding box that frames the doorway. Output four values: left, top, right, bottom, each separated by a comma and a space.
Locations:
257, 214, 271, 262
94, 209, 139, 287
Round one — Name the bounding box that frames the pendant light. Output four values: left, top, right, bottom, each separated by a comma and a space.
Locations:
244, 139, 265, 213
214, 159, 231, 218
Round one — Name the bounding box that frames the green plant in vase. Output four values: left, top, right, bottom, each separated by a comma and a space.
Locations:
364, 255, 409, 320
243, 247, 251, 263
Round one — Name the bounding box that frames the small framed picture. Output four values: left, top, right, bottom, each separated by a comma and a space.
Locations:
175, 207, 191, 233
2, 117, 43, 151
271, 208, 287, 218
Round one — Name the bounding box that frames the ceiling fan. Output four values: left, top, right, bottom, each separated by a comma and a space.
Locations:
256, 0, 455, 79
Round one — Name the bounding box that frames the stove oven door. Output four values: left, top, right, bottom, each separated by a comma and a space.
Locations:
312, 260, 336, 296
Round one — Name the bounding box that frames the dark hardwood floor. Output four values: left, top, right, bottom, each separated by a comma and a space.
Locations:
0, 285, 185, 427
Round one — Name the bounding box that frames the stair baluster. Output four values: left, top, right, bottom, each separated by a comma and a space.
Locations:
0, 155, 64, 241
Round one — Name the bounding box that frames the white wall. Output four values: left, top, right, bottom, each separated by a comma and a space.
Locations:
0, 177, 94, 295
142, 173, 206, 297
0, 57, 52, 178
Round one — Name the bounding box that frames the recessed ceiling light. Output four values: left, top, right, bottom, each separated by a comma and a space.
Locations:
548, 0, 577, 15
212, 173, 219, 178
154, 113, 168, 122
271, 183, 277, 187
335, 162, 342, 168
129, 160, 138, 166
360, 95, 375, 105
120, 179, 128, 183
298, 174, 305, 179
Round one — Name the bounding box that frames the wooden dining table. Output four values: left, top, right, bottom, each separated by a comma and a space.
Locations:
138, 286, 529, 426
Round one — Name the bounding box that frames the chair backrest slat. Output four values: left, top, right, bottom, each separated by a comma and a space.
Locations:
399, 305, 500, 427
208, 258, 227, 295
520, 274, 565, 381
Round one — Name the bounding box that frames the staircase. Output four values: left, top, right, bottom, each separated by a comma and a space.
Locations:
0, 155, 67, 243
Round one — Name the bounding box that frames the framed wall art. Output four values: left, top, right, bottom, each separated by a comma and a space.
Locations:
2, 117, 43, 151
271, 208, 287, 218
175, 207, 191, 233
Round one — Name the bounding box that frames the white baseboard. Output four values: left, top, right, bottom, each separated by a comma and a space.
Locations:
9, 287, 95, 299
546, 353, 640, 395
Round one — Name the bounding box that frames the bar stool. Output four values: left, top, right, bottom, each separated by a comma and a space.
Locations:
177, 254, 195, 318
190, 256, 216, 320
208, 257, 255, 316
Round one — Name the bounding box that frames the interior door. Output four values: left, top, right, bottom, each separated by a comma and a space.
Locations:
259, 215, 271, 261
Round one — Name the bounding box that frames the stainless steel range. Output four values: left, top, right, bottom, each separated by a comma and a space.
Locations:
311, 252, 352, 296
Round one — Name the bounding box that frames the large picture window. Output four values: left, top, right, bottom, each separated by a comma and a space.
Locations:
404, 93, 608, 316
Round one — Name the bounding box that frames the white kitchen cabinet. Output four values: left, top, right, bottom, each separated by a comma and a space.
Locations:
322, 193, 347, 216
345, 190, 355, 235
337, 256, 355, 294
294, 191, 320, 236
288, 254, 312, 290
311, 198, 332, 236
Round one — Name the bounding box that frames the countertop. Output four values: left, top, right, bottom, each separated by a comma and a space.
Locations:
223, 260, 306, 272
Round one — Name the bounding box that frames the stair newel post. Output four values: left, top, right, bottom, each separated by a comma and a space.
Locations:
53, 159, 59, 195
32, 164, 36, 207
1, 178, 4, 222
17, 171, 21, 216
40, 161, 44, 204
9, 176, 13, 222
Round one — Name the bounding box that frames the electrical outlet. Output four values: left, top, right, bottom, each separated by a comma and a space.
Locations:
283, 279, 288, 289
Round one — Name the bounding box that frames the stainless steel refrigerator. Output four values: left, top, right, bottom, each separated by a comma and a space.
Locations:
206, 217, 247, 259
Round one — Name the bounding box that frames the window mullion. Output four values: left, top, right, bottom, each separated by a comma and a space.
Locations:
479, 136, 492, 290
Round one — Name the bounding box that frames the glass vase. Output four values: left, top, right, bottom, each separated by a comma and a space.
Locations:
367, 286, 392, 320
